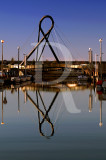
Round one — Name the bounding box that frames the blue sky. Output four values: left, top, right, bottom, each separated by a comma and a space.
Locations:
0, 0, 106, 61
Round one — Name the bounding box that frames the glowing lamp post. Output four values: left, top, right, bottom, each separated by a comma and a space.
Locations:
1, 40, 4, 43
17, 46, 20, 76
99, 38, 103, 79
95, 54, 98, 76
23, 54, 27, 76
1, 40, 4, 76
99, 39, 102, 64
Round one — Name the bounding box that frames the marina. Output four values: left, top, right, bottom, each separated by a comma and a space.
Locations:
0, 1, 106, 159
0, 14, 106, 87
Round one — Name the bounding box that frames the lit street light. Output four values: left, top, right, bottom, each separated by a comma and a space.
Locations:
99, 38, 102, 64
17, 46, 20, 76
95, 54, 98, 77
1, 40, 4, 76
99, 38, 103, 79
23, 54, 27, 76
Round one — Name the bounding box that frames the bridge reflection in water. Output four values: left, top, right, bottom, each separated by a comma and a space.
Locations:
26, 91, 59, 138
0, 82, 106, 138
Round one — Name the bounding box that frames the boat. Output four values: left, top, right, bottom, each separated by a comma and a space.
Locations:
11, 77, 20, 84
11, 76, 32, 83
96, 80, 103, 91
26, 75, 32, 81
78, 75, 88, 81
20, 76, 27, 82
0, 79, 4, 86
102, 81, 106, 91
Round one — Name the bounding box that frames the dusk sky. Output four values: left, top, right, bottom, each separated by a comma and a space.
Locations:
0, 0, 106, 61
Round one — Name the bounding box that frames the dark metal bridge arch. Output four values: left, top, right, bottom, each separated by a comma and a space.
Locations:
20, 15, 59, 66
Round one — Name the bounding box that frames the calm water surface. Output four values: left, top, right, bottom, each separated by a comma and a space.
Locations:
0, 83, 106, 160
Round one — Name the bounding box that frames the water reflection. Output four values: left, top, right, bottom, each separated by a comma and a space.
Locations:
3, 90, 7, 104
1, 88, 4, 125
89, 87, 93, 112
0, 82, 106, 138
26, 90, 58, 138
18, 88, 20, 112
99, 100, 103, 127
96, 89, 106, 127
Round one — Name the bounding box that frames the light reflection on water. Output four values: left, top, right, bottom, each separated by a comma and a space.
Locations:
0, 83, 106, 160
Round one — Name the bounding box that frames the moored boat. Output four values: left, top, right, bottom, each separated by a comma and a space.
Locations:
20, 76, 27, 82
102, 80, 106, 91
26, 75, 32, 81
0, 79, 4, 86
11, 77, 20, 83
96, 80, 103, 91
78, 75, 88, 81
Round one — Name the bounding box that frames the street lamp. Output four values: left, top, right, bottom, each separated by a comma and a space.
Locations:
1, 40, 4, 76
99, 38, 102, 65
17, 46, 20, 76
95, 54, 98, 76
99, 39, 103, 79
23, 54, 27, 76
88, 48, 93, 64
